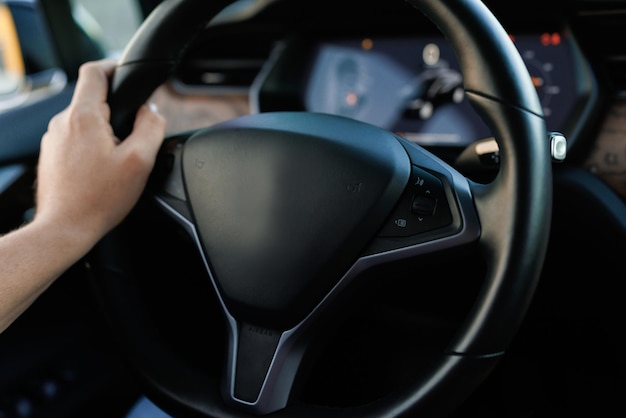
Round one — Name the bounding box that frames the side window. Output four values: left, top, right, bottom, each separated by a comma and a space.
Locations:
0, 2, 26, 109
0, 0, 65, 113
70, 0, 142, 58
0, 0, 143, 113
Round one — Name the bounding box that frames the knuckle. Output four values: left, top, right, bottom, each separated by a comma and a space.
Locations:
78, 61, 98, 77
46, 111, 63, 131
65, 105, 91, 129
65, 103, 106, 132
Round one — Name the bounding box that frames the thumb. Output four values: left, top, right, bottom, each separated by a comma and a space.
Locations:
121, 103, 166, 166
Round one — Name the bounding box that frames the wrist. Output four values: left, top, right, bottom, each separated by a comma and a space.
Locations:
29, 210, 103, 259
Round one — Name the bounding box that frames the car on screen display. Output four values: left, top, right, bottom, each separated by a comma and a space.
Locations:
1, 0, 625, 417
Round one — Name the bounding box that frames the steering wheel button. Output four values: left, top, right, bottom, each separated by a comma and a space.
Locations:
378, 165, 454, 237
411, 194, 437, 215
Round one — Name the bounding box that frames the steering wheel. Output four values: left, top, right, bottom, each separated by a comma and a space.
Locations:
88, 0, 551, 416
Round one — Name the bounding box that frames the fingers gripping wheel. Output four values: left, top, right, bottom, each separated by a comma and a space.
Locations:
91, 0, 551, 417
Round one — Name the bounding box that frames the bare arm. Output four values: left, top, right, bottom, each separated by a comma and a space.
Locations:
0, 59, 165, 333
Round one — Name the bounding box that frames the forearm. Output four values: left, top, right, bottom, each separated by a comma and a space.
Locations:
0, 60, 164, 334
0, 219, 93, 333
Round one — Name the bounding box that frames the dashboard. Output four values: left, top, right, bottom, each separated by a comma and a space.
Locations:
154, 0, 626, 200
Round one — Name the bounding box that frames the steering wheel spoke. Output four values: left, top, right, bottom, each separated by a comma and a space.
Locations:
150, 134, 194, 226
362, 137, 481, 258
220, 320, 315, 415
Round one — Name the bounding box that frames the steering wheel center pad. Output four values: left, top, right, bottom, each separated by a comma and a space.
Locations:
184, 112, 410, 329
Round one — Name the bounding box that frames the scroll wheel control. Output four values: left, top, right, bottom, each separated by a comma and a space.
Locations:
411, 194, 437, 216
378, 165, 452, 237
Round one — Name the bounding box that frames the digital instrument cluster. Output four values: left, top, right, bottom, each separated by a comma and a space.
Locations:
303, 33, 579, 147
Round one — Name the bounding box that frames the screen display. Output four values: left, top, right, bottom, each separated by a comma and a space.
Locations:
304, 33, 577, 147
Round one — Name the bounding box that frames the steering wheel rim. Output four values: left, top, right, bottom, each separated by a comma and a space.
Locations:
89, 0, 552, 417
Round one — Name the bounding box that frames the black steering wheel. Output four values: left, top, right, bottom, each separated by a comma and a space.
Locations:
88, 0, 552, 416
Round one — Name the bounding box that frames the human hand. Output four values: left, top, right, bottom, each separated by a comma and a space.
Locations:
34, 59, 166, 248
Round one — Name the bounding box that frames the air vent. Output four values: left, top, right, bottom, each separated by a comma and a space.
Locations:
171, 27, 284, 94
173, 58, 267, 92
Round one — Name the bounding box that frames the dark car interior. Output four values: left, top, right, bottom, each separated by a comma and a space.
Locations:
2, 0, 626, 417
